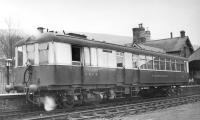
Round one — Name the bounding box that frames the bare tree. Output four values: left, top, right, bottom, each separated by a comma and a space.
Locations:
0, 17, 25, 59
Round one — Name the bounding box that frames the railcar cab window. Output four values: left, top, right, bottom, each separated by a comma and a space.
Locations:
26, 44, 35, 65
39, 43, 49, 64
116, 52, 124, 67
72, 45, 81, 65
17, 46, 23, 66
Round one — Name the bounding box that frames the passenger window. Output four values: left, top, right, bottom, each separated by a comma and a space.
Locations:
124, 52, 133, 69
99, 49, 115, 68
132, 54, 138, 68
138, 55, 147, 69
116, 52, 124, 67
176, 60, 181, 71
72, 45, 81, 65
39, 43, 49, 64
166, 58, 171, 70
180, 61, 185, 72
146, 56, 153, 69
160, 57, 165, 70
26, 44, 35, 65
17, 46, 23, 66
171, 59, 176, 71
154, 56, 160, 70
84, 47, 91, 66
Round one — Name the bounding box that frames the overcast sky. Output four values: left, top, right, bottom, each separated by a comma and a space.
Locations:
0, 0, 199, 45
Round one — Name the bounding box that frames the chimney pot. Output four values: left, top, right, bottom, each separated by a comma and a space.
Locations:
180, 30, 185, 38
139, 23, 143, 28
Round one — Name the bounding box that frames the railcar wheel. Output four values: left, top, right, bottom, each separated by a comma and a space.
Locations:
62, 95, 74, 108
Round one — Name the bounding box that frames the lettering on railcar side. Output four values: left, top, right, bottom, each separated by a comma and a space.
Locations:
152, 75, 168, 77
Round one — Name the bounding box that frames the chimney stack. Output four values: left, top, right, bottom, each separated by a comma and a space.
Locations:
37, 27, 45, 33
132, 23, 150, 44
180, 30, 185, 38
170, 32, 173, 38
139, 23, 143, 28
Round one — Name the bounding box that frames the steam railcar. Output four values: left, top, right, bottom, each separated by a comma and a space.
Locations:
8, 32, 189, 110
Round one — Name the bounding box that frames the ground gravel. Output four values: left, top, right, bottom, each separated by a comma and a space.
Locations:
94, 101, 200, 120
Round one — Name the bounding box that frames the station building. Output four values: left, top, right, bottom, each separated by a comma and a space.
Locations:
126, 24, 194, 58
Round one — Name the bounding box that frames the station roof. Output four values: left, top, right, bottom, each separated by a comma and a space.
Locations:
189, 47, 200, 61
143, 36, 194, 53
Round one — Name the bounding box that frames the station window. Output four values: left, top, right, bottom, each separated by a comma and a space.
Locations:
116, 52, 124, 67
39, 43, 49, 64
160, 57, 165, 70
154, 56, 160, 70
166, 58, 171, 70
132, 54, 139, 68
146, 56, 153, 69
27, 44, 35, 65
138, 55, 147, 69
17, 46, 23, 66
72, 45, 81, 65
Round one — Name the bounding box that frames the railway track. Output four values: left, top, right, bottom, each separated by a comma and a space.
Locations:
12, 94, 200, 120
1, 85, 200, 120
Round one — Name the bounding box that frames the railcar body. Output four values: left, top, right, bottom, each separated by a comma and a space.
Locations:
8, 32, 189, 109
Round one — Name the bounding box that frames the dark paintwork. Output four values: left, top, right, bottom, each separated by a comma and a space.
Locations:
13, 65, 188, 91
139, 70, 188, 84
124, 69, 139, 84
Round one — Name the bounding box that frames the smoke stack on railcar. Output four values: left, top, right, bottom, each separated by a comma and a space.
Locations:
37, 27, 45, 33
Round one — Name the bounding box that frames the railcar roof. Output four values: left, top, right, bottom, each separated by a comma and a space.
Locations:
15, 33, 188, 61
